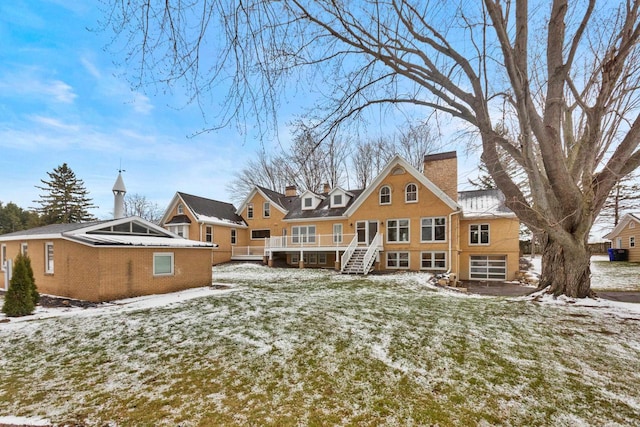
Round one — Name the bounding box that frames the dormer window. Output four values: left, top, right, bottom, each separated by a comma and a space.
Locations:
333, 194, 343, 206
379, 186, 391, 205
304, 197, 313, 208
405, 183, 418, 203
177, 203, 184, 214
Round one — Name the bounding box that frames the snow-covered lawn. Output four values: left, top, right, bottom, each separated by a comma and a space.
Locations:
1, 263, 640, 426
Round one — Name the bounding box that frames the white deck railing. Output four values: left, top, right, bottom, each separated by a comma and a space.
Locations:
361, 232, 383, 274
266, 233, 355, 250
231, 245, 266, 257
340, 235, 359, 271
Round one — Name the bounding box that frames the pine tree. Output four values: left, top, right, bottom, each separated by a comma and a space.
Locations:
23, 255, 39, 306
2, 253, 36, 317
34, 163, 97, 224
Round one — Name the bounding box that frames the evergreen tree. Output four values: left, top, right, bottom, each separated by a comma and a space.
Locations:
0, 202, 40, 234
23, 255, 40, 306
2, 253, 36, 317
34, 163, 97, 224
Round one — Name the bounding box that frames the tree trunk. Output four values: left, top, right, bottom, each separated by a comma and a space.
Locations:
537, 233, 594, 298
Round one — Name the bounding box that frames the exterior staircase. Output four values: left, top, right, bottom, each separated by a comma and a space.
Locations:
341, 247, 377, 275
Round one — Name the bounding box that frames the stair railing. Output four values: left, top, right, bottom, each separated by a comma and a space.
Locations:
340, 235, 359, 272
361, 232, 382, 275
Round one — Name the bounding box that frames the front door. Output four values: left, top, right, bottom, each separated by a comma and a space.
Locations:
356, 221, 378, 245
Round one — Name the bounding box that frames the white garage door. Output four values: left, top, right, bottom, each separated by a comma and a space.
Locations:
470, 255, 507, 280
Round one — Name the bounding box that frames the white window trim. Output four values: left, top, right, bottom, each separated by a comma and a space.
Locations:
405, 183, 418, 203
420, 217, 447, 243
231, 229, 237, 245
153, 252, 174, 276
251, 229, 271, 240
470, 224, 490, 245
386, 251, 410, 269
45, 242, 54, 274
1, 244, 6, 272
333, 223, 343, 244
420, 251, 447, 270
630, 236, 636, 248
318, 253, 327, 264
21, 243, 28, 255
263, 202, 271, 218
247, 203, 254, 219
386, 218, 410, 244
205, 226, 213, 243
379, 186, 391, 205
291, 254, 299, 264
177, 203, 184, 214
617, 237, 623, 249
292, 225, 317, 244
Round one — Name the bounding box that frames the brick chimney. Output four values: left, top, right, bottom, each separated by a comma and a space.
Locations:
285, 185, 297, 197
423, 151, 458, 202
322, 183, 331, 194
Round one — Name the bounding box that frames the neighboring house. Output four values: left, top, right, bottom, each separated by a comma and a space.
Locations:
0, 216, 214, 302
603, 213, 640, 262
233, 152, 521, 281
160, 192, 247, 265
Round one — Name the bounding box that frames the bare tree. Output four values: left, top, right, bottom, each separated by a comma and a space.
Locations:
124, 193, 163, 224
395, 121, 441, 172
226, 150, 290, 204
598, 172, 640, 226
104, 1, 640, 298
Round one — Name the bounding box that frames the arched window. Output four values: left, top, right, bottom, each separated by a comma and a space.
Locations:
405, 183, 418, 202
379, 186, 391, 205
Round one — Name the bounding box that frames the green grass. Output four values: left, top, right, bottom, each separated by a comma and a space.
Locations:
591, 256, 640, 291
1, 264, 639, 426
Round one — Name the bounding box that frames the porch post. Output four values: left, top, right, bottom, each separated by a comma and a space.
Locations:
298, 250, 304, 269
334, 249, 340, 271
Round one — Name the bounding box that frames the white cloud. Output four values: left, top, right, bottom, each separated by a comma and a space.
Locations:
0, 71, 77, 104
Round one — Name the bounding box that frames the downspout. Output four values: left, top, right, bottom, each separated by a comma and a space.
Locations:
447, 209, 461, 275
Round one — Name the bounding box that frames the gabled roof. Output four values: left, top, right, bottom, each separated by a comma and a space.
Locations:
161, 192, 247, 227
344, 155, 460, 216
237, 186, 294, 216
284, 189, 365, 221
603, 213, 640, 240
0, 216, 215, 248
458, 189, 516, 218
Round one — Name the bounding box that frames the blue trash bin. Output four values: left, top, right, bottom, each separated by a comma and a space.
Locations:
608, 248, 615, 261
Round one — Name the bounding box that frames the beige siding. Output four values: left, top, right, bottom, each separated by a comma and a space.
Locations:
608, 220, 640, 262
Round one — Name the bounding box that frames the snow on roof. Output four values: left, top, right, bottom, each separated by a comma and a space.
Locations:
458, 189, 515, 218
69, 233, 216, 248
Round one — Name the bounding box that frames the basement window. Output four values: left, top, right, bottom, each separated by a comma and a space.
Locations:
153, 253, 174, 276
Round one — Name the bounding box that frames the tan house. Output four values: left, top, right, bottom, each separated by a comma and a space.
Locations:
232, 152, 521, 281
0, 216, 214, 302
161, 192, 247, 265
603, 213, 640, 262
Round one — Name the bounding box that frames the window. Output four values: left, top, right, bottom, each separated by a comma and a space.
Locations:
470, 224, 490, 245
205, 226, 213, 243
631, 222, 636, 229
231, 229, 237, 245
631, 236, 636, 248
291, 254, 299, 264
318, 253, 327, 264
45, 242, 54, 274
379, 186, 391, 205
247, 203, 254, 219
21, 243, 28, 256
470, 255, 507, 280
1, 244, 6, 271
387, 219, 410, 243
153, 252, 174, 276
304, 197, 313, 208
333, 194, 343, 206
421, 217, 446, 242
263, 202, 270, 218
333, 224, 343, 244
405, 183, 418, 202
617, 237, 623, 249
292, 226, 316, 244
177, 203, 184, 214
421, 252, 447, 270
387, 252, 409, 269
307, 253, 318, 264
170, 225, 188, 238
251, 229, 271, 239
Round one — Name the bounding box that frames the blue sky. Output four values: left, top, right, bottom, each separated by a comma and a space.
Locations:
0, 1, 478, 220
